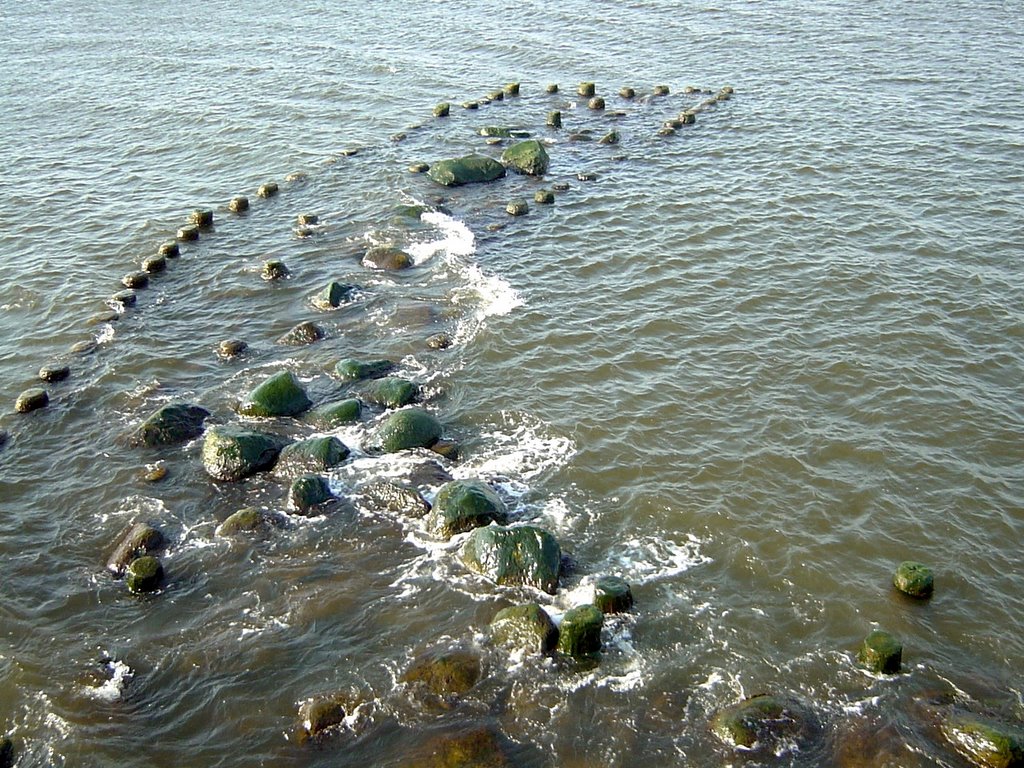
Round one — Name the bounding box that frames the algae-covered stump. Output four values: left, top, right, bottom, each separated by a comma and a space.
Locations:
289, 475, 334, 514
311, 281, 357, 310
261, 259, 290, 280
106, 521, 166, 577
201, 425, 288, 481
158, 241, 180, 257
130, 403, 209, 447
298, 694, 348, 739
363, 246, 413, 271
593, 575, 634, 613
216, 507, 286, 536
16, 388, 49, 413
505, 200, 528, 217
430, 479, 508, 538
460, 525, 561, 594
141, 254, 166, 273
276, 321, 325, 346
191, 209, 214, 228
427, 155, 506, 187
335, 358, 396, 382
941, 713, 1024, 768
893, 561, 934, 598
408, 727, 510, 768
307, 399, 362, 429
38, 364, 70, 383
363, 377, 418, 409
376, 408, 442, 453
274, 436, 350, 477
711, 694, 818, 753
125, 555, 164, 593
237, 370, 312, 418
491, 603, 559, 654
857, 629, 902, 674
218, 339, 248, 358
359, 480, 431, 518
500, 140, 550, 177
557, 604, 604, 657
402, 648, 483, 705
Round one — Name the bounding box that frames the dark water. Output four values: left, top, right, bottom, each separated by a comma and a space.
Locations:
2, 0, 1023, 765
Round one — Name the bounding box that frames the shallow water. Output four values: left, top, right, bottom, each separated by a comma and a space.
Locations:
1, 0, 1023, 765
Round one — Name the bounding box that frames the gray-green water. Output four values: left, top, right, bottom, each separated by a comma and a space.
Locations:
1, 1, 1023, 765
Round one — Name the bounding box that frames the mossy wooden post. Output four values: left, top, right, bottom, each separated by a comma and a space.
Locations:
893, 561, 934, 598
15, 388, 48, 413
38, 365, 69, 383
941, 714, 1024, 768
261, 260, 289, 280
335, 358, 395, 381
506, 200, 528, 216
238, 370, 312, 417
191, 209, 214, 228
142, 254, 166, 273
430, 479, 508, 538
491, 603, 559, 653
298, 695, 347, 738
377, 408, 442, 452
558, 605, 604, 656
125, 555, 164, 593
158, 241, 180, 257
594, 576, 634, 613
857, 629, 902, 674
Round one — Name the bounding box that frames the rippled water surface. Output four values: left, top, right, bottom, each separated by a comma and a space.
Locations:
2, 0, 1023, 766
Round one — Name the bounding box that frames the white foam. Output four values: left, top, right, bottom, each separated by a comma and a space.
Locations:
100, 495, 169, 525
417, 208, 523, 341
237, 617, 290, 640
36, 692, 73, 739
842, 695, 882, 715
83, 658, 133, 702
595, 660, 645, 692
406, 209, 476, 264
698, 670, 726, 691
171, 520, 219, 554
452, 414, 575, 486
607, 534, 711, 585
448, 262, 523, 344
96, 323, 115, 345
548, 582, 598, 618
